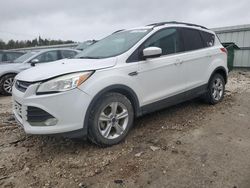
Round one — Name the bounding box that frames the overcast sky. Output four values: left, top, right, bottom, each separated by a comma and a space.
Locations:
0, 0, 249, 42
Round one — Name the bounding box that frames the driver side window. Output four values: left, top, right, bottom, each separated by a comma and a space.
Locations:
35, 51, 59, 63
143, 28, 182, 55
127, 28, 183, 63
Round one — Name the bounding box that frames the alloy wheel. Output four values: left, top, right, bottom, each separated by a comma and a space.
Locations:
212, 78, 224, 101
98, 102, 129, 139
3, 77, 14, 94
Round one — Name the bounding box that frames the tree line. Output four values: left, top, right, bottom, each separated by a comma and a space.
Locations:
0, 36, 75, 50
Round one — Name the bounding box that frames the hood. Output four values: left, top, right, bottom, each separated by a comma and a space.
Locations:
16, 58, 117, 82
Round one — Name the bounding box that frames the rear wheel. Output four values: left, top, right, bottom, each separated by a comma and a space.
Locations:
0, 74, 15, 96
204, 73, 225, 104
88, 92, 134, 147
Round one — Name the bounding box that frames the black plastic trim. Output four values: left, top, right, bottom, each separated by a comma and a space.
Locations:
141, 84, 208, 115
27, 106, 54, 122
36, 91, 61, 95
28, 128, 87, 139
144, 53, 162, 59
147, 21, 208, 30
209, 66, 228, 84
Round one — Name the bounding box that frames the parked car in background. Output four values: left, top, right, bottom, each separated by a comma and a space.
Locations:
12, 22, 228, 146
0, 48, 80, 95
75, 40, 97, 51
0, 50, 25, 63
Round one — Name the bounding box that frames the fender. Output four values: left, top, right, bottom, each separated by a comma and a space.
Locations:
82, 84, 141, 135
0, 73, 18, 85
208, 66, 228, 84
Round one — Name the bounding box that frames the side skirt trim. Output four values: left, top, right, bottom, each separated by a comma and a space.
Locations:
140, 84, 208, 115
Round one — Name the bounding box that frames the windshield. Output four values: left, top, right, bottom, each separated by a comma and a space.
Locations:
76, 41, 96, 51
75, 29, 151, 59
14, 51, 39, 63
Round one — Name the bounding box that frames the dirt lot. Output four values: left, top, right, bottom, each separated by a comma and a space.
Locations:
0, 70, 250, 188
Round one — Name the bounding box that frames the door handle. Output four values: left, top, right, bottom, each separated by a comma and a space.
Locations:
206, 53, 212, 58
175, 59, 183, 65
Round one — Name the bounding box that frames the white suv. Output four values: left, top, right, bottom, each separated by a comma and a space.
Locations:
12, 22, 228, 146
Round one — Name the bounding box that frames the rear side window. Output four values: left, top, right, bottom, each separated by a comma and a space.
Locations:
200, 31, 215, 47
181, 28, 204, 51
5, 53, 14, 61
61, 50, 77, 59
5, 52, 23, 61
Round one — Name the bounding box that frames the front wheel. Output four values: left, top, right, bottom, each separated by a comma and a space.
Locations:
204, 73, 225, 104
88, 93, 134, 147
0, 74, 16, 96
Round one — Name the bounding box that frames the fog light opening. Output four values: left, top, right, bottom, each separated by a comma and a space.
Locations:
44, 118, 58, 126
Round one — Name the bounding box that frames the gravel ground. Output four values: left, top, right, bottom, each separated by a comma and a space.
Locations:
0, 70, 250, 188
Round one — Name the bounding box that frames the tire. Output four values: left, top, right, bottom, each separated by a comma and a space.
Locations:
0, 74, 16, 96
204, 73, 225, 105
88, 92, 134, 147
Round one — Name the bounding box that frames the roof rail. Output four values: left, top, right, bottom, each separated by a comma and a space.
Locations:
112, 29, 124, 34
147, 21, 208, 30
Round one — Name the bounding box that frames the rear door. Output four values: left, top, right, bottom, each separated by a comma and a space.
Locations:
178, 27, 212, 89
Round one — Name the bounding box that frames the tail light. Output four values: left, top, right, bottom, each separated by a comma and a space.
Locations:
220, 48, 228, 54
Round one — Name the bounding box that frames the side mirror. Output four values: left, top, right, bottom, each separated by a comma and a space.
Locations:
143, 47, 162, 59
30, 59, 39, 66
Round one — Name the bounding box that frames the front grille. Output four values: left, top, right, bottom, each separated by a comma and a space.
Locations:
27, 106, 54, 123
15, 80, 33, 92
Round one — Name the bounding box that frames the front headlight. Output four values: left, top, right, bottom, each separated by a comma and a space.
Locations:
36, 71, 93, 94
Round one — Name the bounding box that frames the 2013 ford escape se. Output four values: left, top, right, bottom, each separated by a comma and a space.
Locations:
12, 22, 228, 146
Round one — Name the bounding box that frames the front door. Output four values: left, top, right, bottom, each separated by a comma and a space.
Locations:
136, 28, 186, 106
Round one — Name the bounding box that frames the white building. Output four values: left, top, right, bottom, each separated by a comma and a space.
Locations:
213, 24, 250, 68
